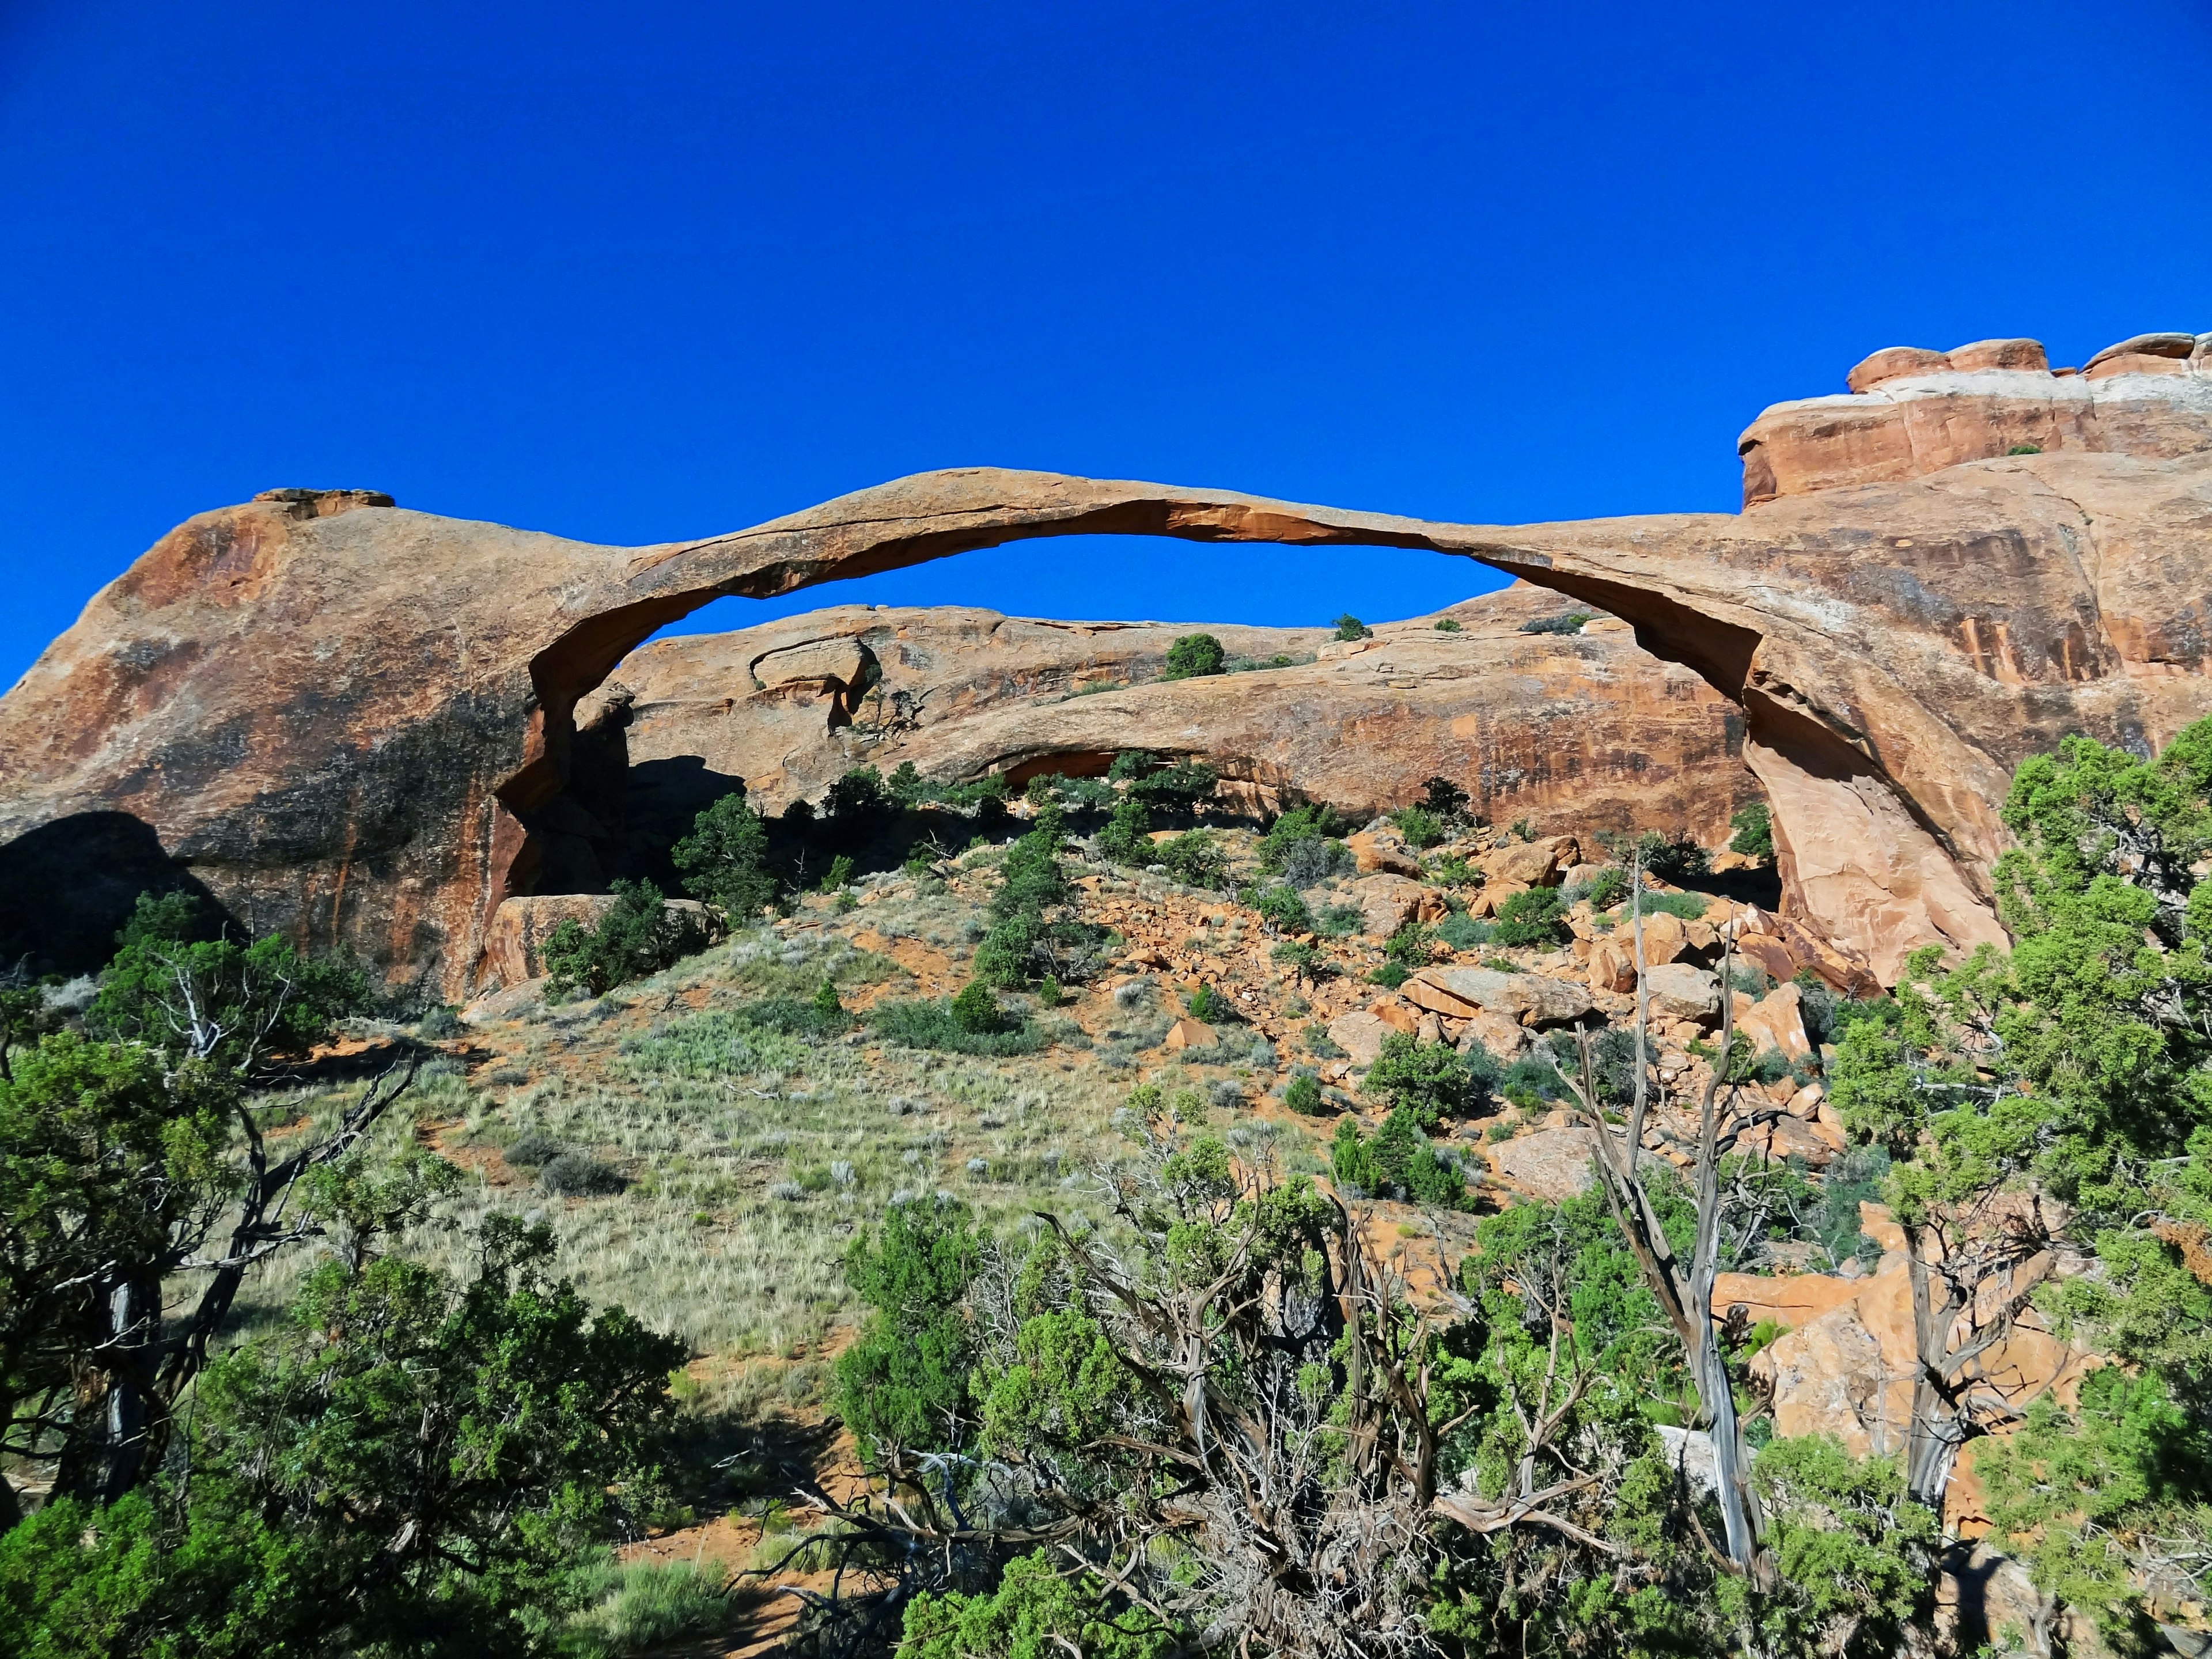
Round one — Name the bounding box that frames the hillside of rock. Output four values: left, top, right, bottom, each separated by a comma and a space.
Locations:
595, 581, 1756, 873
2, 330, 2207, 997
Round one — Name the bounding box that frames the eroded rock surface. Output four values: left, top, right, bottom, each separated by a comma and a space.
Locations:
5, 332, 2210, 995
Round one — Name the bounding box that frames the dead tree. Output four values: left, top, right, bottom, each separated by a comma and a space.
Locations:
1555, 856, 1770, 1581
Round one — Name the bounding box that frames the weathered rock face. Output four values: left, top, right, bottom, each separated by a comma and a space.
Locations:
607, 584, 1754, 843
4, 331, 2209, 995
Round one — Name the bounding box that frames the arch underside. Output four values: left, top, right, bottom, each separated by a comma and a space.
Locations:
498, 469, 2008, 984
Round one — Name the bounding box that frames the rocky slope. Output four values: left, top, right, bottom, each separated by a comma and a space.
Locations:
596, 581, 1756, 865
2, 331, 2207, 996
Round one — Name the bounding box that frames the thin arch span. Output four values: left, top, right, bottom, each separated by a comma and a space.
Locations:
490, 467, 2008, 984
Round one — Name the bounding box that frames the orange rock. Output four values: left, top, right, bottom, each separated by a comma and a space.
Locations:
1735, 983, 1812, 1059
1370, 999, 1419, 1035
1481, 834, 1578, 887
1327, 1010, 1394, 1066
1346, 828, 1423, 877
1163, 1017, 1217, 1051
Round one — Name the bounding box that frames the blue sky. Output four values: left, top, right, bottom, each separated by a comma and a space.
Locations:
3, 1, 2208, 685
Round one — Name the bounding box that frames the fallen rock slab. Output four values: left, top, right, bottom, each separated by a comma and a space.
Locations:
1485, 1126, 1598, 1199
1407, 967, 1594, 1027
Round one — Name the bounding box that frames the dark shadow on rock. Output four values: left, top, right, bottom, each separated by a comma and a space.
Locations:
0, 812, 230, 975
612, 756, 752, 888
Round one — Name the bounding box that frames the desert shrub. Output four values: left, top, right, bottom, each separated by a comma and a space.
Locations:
1384, 922, 1438, 968
1389, 806, 1446, 849
872, 998, 1047, 1058
1254, 803, 1346, 874
1284, 1070, 1325, 1115
1428, 853, 1481, 887
1302, 1024, 1347, 1059
1366, 963, 1409, 989
1728, 800, 1774, 859
1332, 614, 1373, 641
1107, 750, 1154, 781
1490, 887, 1569, 948
1364, 1033, 1484, 1126
2006, 442, 2043, 456
1317, 903, 1365, 937
543, 880, 710, 998
1128, 759, 1219, 814
1419, 775, 1471, 821
1157, 830, 1228, 889
1436, 912, 1490, 950
1519, 611, 1593, 635
1095, 797, 1152, 864
1630, 829, 1710, 885
1562, 867, 1627, 910
89, 891, 369, 1073
835, 1198, 983, 1455
1184, 984, 1230, 1024
824, 766, 887, 820
1160, 633, 1226, 680
1275, 835, 1346, 888
902, 1550, 1174, 1659
504, 1130, 565, 1169
539, 1153, 627, 1197
1331, 1109, 1469, 1207
673, 793, 779, 920
1433, 618, 1461, 632
1248, 882, 1316, 935
567, 1559, 733, 1654
885, 760, 930, 806
1541, 1025, 1639, 1105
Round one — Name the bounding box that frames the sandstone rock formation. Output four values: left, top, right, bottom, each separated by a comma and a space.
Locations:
4, 331, 2208, 996
607, 585, 1752, 843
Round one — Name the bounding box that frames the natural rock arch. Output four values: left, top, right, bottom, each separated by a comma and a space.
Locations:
6, 339, 2210, 997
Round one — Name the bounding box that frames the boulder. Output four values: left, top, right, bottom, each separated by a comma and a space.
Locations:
1486, 1126, 1598, 1200
1766, 1113, 1836, 1167
1370, 999, 1419, 1035
1347, 828, 1423, 877
1163, 1017, 1218, 1052
1452, 1007, 1529, 1060
1482, 834, 1578, 887
1406, 967, 1594, 1028
1585, 936, 1635, 993
1630, 910, 1690, 966
480, 894, 622, 991
1735, 983, 1812, 1059
1347, 873, 1445, 936
1643, 962, 1719, 1022
1327, 1010, 1395, 1066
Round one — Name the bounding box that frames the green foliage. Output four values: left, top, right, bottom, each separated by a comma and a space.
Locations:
1432, 617, 1461, 632
1255, 802, 1348, 874
1419, 775, 1471, 821
1562, 866, 1628, 910
1269, 940, 1333, 987
1366, 963, 1408, 989
886, 760, 930, 806
1491, 885, 1569, 947
1127, 759, 1218, 815
834, 1199, 983, 1455
902, 1550, 1175, 1659
1751, 1436, 1940, 1659
2007, 442, 2043, 455
1383, 921, 1437, 967
1363, 1033, 1484, 1126
0, 1035, 234, 1493
1106, 750, 1154, 782
89, 892, 369, 1073
1317, 902, 1365, 935
1185, 984, 1228, 1024
671, 792, 779, 920
1159, 632, 1226, 680
1435, 912, 1490, 950
1094, 797, 1152, 865
1389, 805, 1446, 848
1974, 1367, 2211, 1633
871, 998, 1046, 1058
1248, 882, 1316, 935
1631, 829, 1711, 885
976, 809, 1108, 987
1330, 1109, 1470, 1207
823, 765, 887, 819
1519, 610, 1593, 635
1156, 830, 1228, 889
1332, 614, 1372, 641
1284, 1071, 1324, 1115
1728, 800, 1774, 859
1, 1218, 685, 1658
565, 1558, 733, 1655
542, 880, 708, 998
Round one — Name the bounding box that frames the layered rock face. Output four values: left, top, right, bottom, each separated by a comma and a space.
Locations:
3, 331, 2207, 996
602, 582, 1755, 853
